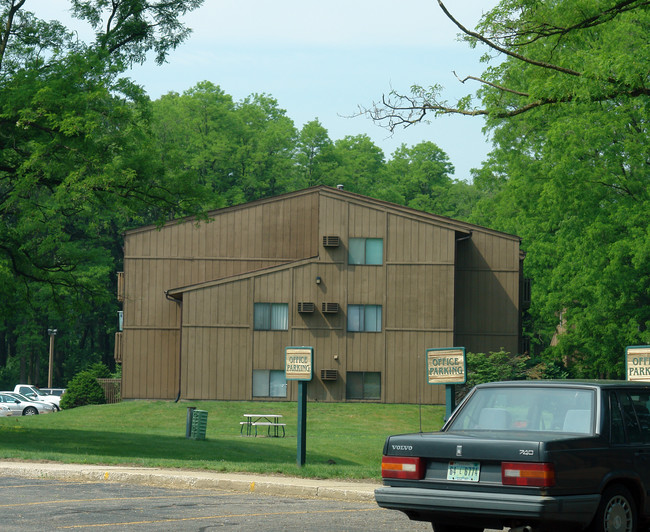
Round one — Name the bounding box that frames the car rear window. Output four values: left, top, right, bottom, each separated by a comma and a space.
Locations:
449, 387, 595, 434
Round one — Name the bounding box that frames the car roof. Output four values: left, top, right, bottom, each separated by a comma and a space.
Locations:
475, 379, 650, 390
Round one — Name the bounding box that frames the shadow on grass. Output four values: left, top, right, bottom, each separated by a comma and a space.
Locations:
0, 425, 352, 467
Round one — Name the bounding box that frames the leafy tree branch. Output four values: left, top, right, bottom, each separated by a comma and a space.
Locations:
366, 0, 650, 128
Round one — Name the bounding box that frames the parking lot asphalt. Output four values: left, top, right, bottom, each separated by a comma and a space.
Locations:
0, 460, 379, 502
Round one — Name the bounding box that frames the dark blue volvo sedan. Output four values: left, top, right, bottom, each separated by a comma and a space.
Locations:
375, 380, 650, 532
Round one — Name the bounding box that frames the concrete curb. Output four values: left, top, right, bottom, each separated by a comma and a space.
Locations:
0, 461, 379, 503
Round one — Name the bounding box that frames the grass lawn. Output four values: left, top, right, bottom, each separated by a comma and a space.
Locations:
0, 400, 445, 480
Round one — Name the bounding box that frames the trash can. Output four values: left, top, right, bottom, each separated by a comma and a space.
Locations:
190, 409, 208, 440
185, 407, 196, 439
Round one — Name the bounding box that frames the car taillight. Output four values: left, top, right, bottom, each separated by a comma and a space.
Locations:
502, 462, 555, 487
381, 456, 425, 480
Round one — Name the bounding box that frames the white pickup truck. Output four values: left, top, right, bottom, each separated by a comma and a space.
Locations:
13, 384, 61, 411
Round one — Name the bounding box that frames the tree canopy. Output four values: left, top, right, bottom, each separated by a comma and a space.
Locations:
369, 0, 650, 377
369, 0, 650, 125
1, 0, 466, 390
0, 0, 205, 386
8, 0, 643, 388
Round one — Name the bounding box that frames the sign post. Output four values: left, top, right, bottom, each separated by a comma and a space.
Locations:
626, 346, 650, 382
426, 347, 466, 420
285, 346, 313, 467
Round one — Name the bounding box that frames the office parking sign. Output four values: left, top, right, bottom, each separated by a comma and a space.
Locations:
285, 347, 313, 381
427, 347, 466, 385
626, 346, 650, 382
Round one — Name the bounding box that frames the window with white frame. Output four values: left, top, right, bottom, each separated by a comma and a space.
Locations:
348, 238, 383, 265
347, 305, 382, 332
346, 372, 381, 400
253, 370, 287, 397
254, 303, 288, 330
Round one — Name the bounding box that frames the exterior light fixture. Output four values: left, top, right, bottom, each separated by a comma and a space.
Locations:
315, 276, 322, 285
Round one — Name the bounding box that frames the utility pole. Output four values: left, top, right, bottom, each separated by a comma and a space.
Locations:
47, 328, 57, 388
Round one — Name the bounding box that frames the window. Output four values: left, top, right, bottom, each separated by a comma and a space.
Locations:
254, 303, 288, 330
610, 392, 626, 444
448, 387, 596, 433
617, 391, 650, 443
348, 305, 382, 332
346, 372, 381, 400
253, 370, 287, 397
348, 238, 383, 265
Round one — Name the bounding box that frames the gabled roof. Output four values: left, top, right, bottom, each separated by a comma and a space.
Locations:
165, 257, 318, 299
125, 185, 520, 242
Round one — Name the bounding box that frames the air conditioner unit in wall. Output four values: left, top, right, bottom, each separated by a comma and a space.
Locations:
321, 302, 339, 314
322, 236, 340, 247
321, 369, 338, 381
297, 302, 315, 313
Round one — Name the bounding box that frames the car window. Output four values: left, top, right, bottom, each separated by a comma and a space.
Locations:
0, 394, 18, 403
448, 387, 595, 433
617, 391, 650, 444
610, 392, 626, 444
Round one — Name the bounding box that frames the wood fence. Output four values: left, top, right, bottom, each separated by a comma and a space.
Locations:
97, 378, 121, 404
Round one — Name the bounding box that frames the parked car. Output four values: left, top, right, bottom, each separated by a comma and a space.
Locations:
41, 388, 66, 397
0, 404, 10, 417
0, 392, 55, 415
13, 384, 61, 411
375, 380, 650, 532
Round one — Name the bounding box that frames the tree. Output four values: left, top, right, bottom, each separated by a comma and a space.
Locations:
368, 0, 650, 126
151, 84, 299, 208
293, 120, 338, 188
231, 93, 298, 202
0, 0, 204, 385
366, 1, 650, 377
328, 134, 387, 194
385, 142, 455, 214
151, 82, 238, 210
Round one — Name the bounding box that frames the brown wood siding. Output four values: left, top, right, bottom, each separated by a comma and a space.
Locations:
121, 187, 522, 404
454, 230, 521, 356
292, 264, 344, 333
252, 270, 293, 389
385, 331, 449, 404
182, 326, 251, 400
122, 191, 320, 399
122, 329, 179, 399
348, 202, 385, 238
386, 264, 454, 331
386, 215, 455, 264
319, 195, 348, 265
292, 262, 345, 402
291, 329, 346, 402
180, 279, 252, 400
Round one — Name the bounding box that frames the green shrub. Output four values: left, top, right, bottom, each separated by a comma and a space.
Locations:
454, 350, 570, 403
87, 362, 111, 378
60, 371, 106, 409
455, 350, 530, 403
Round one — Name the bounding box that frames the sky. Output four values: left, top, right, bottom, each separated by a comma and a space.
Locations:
29, 0, 500, 181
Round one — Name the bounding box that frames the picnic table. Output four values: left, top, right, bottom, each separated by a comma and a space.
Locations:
240, 414, 285, 437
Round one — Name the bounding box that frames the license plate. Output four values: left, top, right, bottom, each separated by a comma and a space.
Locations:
447, 461, 480, 482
